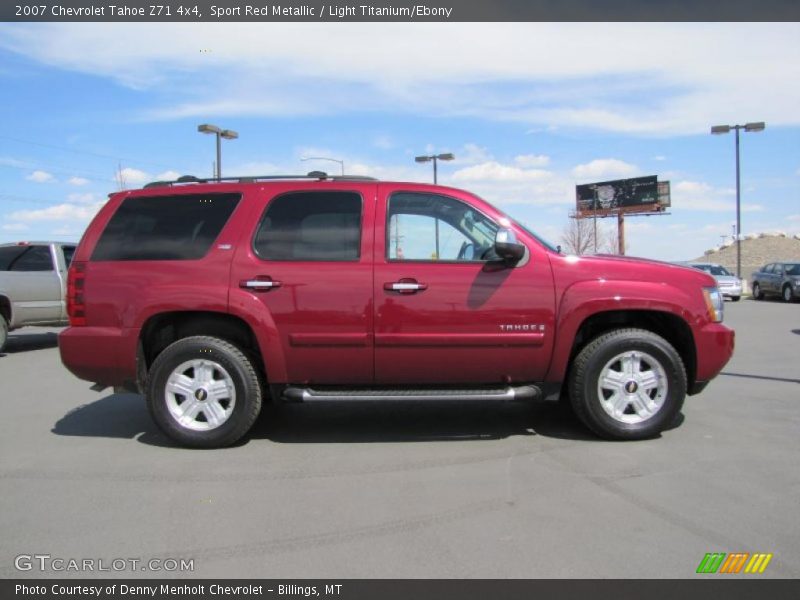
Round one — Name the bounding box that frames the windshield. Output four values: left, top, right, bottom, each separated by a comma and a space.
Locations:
468, 193, 560, 253
785, 263, 800, 276
513, 219, 560, 253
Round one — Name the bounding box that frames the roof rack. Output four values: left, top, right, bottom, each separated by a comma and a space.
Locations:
143, 172, 378, 189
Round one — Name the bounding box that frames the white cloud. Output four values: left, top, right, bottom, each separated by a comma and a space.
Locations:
1, 23, 798, 134
67, 192, 99, 204
114, 167, 150, 187
514, 154, 550, 168
1, 223, 29, 231
452, 161, 552, 184
372, 135, 394, 150
455, 144, 493, 165
448, 160, 572, 207
672, 180, 764, 212
52, 225, 80, 236
653, 156, 667, 161
10, 202, 104, 222
572, 159, 638, 181
155, 170, 181, 181
67, 176, 89, 186
26, 170, 54, 183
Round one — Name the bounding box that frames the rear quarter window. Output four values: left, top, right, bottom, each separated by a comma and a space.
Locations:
91, 193, 240, 261
0, 245, 54, 272
0, 246, 27, 271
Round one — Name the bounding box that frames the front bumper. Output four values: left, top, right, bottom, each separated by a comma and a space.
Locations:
691, 322, 735, 394
719, 284, 743, 298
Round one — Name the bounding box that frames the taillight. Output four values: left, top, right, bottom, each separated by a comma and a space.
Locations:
67, 261, 87, 326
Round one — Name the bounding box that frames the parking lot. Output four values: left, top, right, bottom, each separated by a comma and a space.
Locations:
1, 298, 798, 579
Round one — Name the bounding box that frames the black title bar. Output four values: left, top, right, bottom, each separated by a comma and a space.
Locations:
5, 579, 800, 600
3, 0, 800, 22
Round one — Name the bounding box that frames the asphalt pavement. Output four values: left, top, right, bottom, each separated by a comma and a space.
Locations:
1, 298, 798, 579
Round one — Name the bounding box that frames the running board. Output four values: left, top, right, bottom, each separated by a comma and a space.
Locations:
281, 385, 540, 403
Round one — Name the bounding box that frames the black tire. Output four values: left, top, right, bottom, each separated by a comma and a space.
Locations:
0, 314, 7, 353
783, 285, 794, 303
568, 328, 687, 440
731, 296, 741, 302
753, 282, 764, 300
146, 336, 263, 448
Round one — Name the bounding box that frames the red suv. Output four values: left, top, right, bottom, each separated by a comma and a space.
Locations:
59, 173, 734, 447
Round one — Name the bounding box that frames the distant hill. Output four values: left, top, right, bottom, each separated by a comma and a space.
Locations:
691, 233, 800, 280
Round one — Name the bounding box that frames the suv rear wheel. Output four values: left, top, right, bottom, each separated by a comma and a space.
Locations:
783, 285, 794, 303
753, 282, 764, 300
568, 328, 686, 440
146, 336, 263, 448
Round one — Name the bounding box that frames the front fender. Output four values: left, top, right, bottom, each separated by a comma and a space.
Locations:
545, 279, 700, 383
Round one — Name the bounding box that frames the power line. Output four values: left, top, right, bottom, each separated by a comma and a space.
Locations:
0, 161, 113, 185
0, 134, 177, 171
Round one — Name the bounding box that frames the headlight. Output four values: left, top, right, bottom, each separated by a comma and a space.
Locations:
703, 287, 724, 323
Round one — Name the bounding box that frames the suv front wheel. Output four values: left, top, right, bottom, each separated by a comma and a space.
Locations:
568, 328, 686, 440
146, 336, 263, 448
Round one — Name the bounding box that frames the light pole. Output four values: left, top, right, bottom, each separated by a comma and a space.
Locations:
415, 153, 454, 259
711, 121, 765, 278
415, 152, 454, 184
198, 124, 238, 180
300, 156, 344, 176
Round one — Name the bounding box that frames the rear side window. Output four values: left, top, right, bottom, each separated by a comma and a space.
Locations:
92, 193, 240, 261
0, 246, 27, 270
1, 245, 54, 272
254, 191, 362, 261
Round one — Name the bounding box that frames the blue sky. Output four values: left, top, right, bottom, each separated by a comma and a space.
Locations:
0, 22, 798, 260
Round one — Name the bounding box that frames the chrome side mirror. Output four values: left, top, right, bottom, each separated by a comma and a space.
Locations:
494, 228, 525, 262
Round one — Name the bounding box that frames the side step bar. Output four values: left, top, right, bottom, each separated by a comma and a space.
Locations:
282, 385, 540, 403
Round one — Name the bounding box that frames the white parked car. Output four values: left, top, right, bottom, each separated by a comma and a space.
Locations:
688, 263, 742, 301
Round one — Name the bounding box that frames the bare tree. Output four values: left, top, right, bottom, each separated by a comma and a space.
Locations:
562, 218, 596, 255
598, 225, 620, 254
561, 218, 619, 255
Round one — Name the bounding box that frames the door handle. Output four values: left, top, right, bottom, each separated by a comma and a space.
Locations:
240, 277, 282, 292
384, 280, 428, 294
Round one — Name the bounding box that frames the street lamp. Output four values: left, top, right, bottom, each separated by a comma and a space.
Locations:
414, 153, 454, 259
198, 123, 238, 180
414, 152, 454, 184
711, 121, 765, 278
300, 156, 344, 176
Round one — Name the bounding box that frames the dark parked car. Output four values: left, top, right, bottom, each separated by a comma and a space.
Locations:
751, 262, 800, 302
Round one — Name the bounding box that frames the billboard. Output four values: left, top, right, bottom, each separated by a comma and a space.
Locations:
576, 175, 659, 213
658, 180, 671, 208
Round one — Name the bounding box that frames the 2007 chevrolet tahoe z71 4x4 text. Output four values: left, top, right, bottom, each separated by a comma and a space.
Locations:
59, 173, 734, 447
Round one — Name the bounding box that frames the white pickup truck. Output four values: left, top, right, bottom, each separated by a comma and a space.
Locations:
0, 241, 76, 352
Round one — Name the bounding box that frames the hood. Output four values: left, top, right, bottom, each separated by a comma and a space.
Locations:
554, 253, 718, 289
